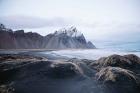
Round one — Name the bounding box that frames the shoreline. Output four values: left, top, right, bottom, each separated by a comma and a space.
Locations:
0, 49, 140, 61
0, 48, 97, 52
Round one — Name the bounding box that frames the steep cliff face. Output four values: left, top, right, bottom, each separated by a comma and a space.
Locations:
0, 29, 45, 49
14, 30, 45, 49
44, 27, 95, 49
0, 24, 96, 49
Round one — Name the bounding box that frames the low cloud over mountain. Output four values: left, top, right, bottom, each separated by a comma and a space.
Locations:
0, 15, 72, 29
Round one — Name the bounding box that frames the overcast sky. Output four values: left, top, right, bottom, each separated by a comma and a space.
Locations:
0, 0, 140, 41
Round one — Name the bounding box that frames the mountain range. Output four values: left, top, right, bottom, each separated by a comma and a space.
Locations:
0, 24, 95, 49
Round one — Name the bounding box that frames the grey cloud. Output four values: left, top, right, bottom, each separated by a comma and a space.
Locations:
0, 15, 72, 29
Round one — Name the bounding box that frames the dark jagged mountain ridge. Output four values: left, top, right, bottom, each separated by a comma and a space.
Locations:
0, 24, 96, 49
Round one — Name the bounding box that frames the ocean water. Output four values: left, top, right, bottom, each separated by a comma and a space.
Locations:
94, 41, 140, 52
40, 41, 140, 60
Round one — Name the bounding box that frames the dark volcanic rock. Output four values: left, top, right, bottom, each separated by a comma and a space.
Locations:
45, 62, 84, 78
90, 54, 140, 93
0, 84, 15, 93
96, 67, 139, 84
0, 54, 47, 84
66, 58, 97, 77
95, 67, 140, 93
0, 54, 45, 62
0, 55, 91, 93
90, 54, 137, 70
1, 54, 140, 93
124, 54, 140, 66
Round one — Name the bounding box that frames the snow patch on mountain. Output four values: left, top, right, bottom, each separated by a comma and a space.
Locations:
54, 26, 83, 37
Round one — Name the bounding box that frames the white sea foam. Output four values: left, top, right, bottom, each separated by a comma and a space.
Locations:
42, 49, 140, 60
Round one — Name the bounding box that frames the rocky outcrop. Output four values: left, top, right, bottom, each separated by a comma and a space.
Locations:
90, 54, 140, 70
0, 84, 14, 93
0, 24, 96, 49
44, 62, 83, 78
95, 67, 140, 93
1, 53, 140, 93
96, 67, 139, 84
0, 54, 88, 93
124, 54, 140, 66
91, 54, 140, 93
0, 54, 45, 62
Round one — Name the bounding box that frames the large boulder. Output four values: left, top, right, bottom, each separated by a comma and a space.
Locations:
95, 67, 140, 93
44, 62, 84, 79
90, 54, 140, 70
96, 67, 139, 83
124, 54, 140, 66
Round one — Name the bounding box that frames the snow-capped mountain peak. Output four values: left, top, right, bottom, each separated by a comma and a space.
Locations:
54, 26, 83, 37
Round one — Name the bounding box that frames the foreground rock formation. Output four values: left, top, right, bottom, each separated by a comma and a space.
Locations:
0, 24, 95, 49
0, 53, 140, 93
45, 62, 84, 78
90, 54, 140, 70
91, 54, 140, 93
95, 67, 140, 93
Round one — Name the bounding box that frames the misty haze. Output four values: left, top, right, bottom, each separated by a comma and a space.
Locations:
0, 0, 140, 93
